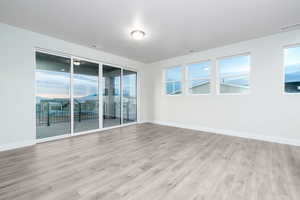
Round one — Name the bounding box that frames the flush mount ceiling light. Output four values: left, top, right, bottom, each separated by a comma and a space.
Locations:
130, 30, 146, 40
73, 61, 80, 66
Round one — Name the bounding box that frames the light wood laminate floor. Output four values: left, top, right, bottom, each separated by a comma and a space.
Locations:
0, 123, 300, 200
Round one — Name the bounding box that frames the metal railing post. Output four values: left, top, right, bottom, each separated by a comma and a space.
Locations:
47, 102, 50, 126
126, 101, 129, 121
79, 103, 81, 122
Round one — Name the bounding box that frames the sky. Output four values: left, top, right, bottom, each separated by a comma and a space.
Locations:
73, 74, 98, 98
188, 61, 210, 79
36, 70, 136, 101
165, 55, 250, 89
284, 46, 300, 83
285, 46, 300, 66
165, 66, 182, 81
36, 70, 98, 100
165, 55, 250, 81
218, 55, 250, 77
165, 47, 300, 90
37, 47, 300, 98
218, 55, 250, 86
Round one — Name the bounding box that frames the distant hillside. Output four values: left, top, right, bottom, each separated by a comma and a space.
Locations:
37, 94, 98, 104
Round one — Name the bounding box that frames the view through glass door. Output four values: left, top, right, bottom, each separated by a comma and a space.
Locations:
36, 51, 138, 140
73, 59, 99, 133
123, 69, 137, 124
36, 52, 71, 139
102, 65, 121, 128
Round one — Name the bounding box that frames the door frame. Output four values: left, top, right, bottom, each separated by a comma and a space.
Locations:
34, 48, 139, 143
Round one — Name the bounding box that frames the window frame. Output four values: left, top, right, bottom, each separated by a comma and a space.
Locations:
163, 65, 184, 96
185, 60, 212, 96
283, 43, 300, 95
34, 47, 140, 143
216, 52, 251, 95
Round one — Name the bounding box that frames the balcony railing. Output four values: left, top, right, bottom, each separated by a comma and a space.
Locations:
36, 98, 136, 126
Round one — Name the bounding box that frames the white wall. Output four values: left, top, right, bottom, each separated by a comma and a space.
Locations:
2, 21, 300, 150
148, 29, 300, 146
0, 23, 147, 150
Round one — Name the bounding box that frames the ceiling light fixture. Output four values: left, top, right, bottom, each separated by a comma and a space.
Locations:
130, 30, 146, 40
73, 61, 80, 66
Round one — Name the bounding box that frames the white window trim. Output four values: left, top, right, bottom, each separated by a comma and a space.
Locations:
163, 66, 184, 96
282, 43, 300, 95
216, 53, 251, 95
185, 60, 212, 96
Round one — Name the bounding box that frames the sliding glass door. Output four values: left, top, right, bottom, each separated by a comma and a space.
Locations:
102, 65, 121, 128
73, 59, 99, 133
123, 70, 137, 124
36, 51, 138, 140
36, 52, 71, 139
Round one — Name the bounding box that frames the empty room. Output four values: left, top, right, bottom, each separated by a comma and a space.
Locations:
1, 0, 300, 199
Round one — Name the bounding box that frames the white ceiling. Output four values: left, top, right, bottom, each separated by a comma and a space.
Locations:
0, 0, 300, 63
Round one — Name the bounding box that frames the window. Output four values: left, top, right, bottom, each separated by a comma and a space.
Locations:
284, 45, 300, 93
123, 70, 137, 123
218, 54, 250, 94
103, 65, 121, 127
36, 51, 139, 140
36, 52, 71, 139
164, 66, 183, 95
186, 61, 211, 94
73, 59, 99, 133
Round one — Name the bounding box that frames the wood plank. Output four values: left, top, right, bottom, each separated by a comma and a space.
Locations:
0, 123, 299, 200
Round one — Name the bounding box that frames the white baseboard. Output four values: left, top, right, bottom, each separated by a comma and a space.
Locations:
151, 121, 300, 147
138, 120, 152, 124
0, 140, 36, 152
2, 121, 298, 152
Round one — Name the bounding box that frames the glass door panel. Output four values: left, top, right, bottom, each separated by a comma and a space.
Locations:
123, 70, 137, 123
73, 59, 99, 133
36, 52, 71, 139
103, 65, 121, 127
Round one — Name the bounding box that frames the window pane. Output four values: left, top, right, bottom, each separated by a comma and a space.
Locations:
218, 55, 250, 94
188, 61, 211, 80
187, 61, 211, 94
35, 52, 71, 139
166, 81, 182, 95
73, 60, 99, 133
165, 66, 182, 82
123, 70, 137, 124
103, 65, 121, 128
188, 79, 210, 94
284, 46, 300, 93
